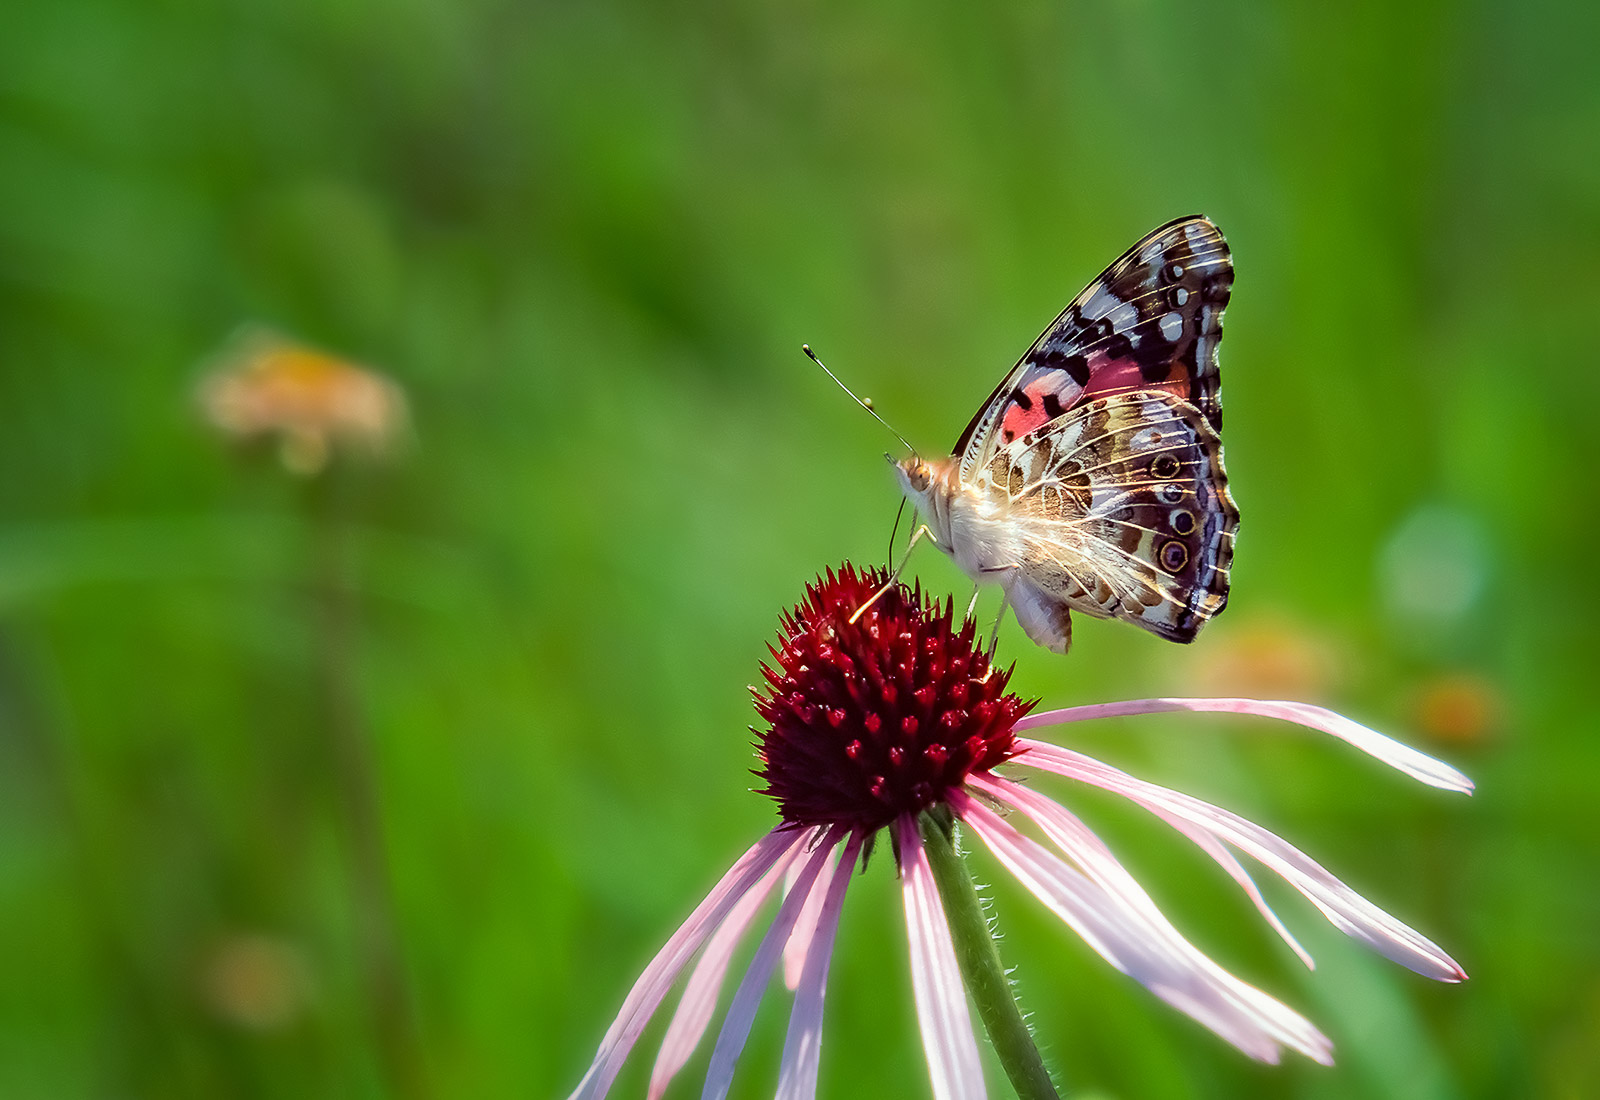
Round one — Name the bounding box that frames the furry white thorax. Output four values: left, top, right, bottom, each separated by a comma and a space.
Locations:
891, 455, 1074, 653
892, 457, 1019, 582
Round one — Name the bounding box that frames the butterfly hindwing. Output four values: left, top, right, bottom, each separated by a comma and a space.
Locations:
956, 216, 1232, 483
980, 390, 1237, 645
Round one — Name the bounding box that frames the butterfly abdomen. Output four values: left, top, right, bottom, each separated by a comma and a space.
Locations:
945, 481, 1031, 583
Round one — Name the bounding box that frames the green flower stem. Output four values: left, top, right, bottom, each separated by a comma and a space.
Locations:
919, 807, 1062, 1100
306, 472, 429, 1100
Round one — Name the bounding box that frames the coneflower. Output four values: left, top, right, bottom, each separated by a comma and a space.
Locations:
568, 564, 1469, 1100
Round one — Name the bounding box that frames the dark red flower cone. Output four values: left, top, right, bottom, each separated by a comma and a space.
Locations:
752, 563, 1034, 831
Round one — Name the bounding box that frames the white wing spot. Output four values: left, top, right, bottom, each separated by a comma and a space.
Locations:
1081, 287, 1119, 317
1159, 312, 1184, 341
1108, 303, 1139, 329
1173, 287, 1190, 306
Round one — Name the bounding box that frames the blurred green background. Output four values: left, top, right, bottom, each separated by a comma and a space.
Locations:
2, 0, 1596, 1097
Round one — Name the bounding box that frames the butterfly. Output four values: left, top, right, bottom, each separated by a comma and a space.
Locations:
890, 215, 1239, 654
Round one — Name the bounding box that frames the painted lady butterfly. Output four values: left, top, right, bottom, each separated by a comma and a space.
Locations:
890, 215, 1239, 654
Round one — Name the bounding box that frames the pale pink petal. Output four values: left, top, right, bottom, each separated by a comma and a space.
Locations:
783, 854, 830, 991
967, 772, 1312, 969
953, 791, 1333, 1065
648, 838, 809, 1100
567, 826, 810, 1100
1014, 698, 1473, 793
897, 814, 988, 1100
776, 832, 865, 1100
957, 782, 1328, 1057
1014, 739, 1468, 982
1162, 812, 1315, 969
702, 826, 846, 1100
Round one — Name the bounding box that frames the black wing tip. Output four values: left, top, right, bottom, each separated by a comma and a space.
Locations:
1121, 216, 1230, 265
1151, 213, 1225, 236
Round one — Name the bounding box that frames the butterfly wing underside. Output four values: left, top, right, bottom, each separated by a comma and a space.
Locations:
972, 390, 1238, 648
956, 216, 1233, 485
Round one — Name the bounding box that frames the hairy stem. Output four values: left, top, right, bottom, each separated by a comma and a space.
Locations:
920, 807, 1061, 1100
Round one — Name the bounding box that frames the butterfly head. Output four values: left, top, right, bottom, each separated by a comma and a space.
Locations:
890, 452, 932, 493
889, 453, 946, 517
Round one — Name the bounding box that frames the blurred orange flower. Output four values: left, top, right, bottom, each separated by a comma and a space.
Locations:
1178, 616, 1343, 702
199, 932, 313, 1032
1412, 672, 1503, 746
199, 329, 408, 474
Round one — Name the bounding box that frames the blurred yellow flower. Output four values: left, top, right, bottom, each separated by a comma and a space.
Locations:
199, 330, 408, 474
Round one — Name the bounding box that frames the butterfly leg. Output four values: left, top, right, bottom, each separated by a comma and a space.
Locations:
963, 585, 982, 625
849, 524, 937, 624
978, 589, 1011, 681
988, 590, 1010, 660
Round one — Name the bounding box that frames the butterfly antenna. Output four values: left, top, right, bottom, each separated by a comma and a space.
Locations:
802, 344, 918, 457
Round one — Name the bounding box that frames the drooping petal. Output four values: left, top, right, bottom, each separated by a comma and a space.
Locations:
776, 832, 865, 1100
649, 839, 809, 1100
1014, 740, 1468, 982
783, 856, 830, 991
897, 813, 988, 1100
1164, 812, 1315, 969
1014, 698, 1473, 793
568, 826, 811, 1100
703, 826, 847, 1100
967, 772, 1312, 969
953, 791, 1334, 1065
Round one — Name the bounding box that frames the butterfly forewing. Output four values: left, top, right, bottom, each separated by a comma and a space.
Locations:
956, 215, 1233, 484
890, 216, 1238, 652
985, 391, 1237, 644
